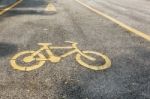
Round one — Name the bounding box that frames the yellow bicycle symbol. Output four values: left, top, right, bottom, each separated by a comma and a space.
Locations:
10, 41, 111, 71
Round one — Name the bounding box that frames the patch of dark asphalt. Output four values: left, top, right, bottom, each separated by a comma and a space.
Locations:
0, 80, 52, 98
0, 42, 17, 57
57, 79, 87, 99
100, 69, 150, 99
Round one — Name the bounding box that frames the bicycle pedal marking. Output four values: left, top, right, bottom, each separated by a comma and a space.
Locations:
10, 41, 111, 71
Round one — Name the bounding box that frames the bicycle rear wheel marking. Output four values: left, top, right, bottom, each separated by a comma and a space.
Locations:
76, 51, 111, 70
10, 51, 46, 71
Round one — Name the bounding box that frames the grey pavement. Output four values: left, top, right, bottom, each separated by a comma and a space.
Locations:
0, 0, 150, 99
82, 0, 150, 35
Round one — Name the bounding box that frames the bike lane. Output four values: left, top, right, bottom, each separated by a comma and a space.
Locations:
56, 0, 150, 99
0, 0, 150, 98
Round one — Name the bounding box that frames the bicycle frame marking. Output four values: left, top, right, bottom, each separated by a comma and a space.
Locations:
10, 41, 111, 71
29, 42, 95, 61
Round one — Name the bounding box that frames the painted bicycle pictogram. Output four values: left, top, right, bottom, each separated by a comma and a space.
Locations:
10, 41, 111, 71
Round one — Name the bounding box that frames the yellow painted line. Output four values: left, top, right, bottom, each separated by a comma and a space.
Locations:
45, 3, 56, 12
75, 0, 150, 42
0, 0, 23, 15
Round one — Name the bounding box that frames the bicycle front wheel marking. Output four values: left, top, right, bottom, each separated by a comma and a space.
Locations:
10, 51, 46, 71
76, 51, 111, 70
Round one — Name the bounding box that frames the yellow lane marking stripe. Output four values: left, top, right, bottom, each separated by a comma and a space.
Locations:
0, 0, 23, 15
45, 3, 56, 12
75, 0, 150, 42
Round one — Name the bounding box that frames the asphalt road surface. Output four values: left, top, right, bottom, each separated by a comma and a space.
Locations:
0, 0, 150, 99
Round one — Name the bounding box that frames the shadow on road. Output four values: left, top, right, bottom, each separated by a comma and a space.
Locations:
0, 42, 18, 57
0, 0, 17, 9
1, 0, 55, 17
